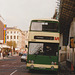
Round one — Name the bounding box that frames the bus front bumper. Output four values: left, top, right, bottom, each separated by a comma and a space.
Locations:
27, 63, 58, 71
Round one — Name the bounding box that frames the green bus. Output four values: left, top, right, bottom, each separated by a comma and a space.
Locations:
26, 19, 60, 71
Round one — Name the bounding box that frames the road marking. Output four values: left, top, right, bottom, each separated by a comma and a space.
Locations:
10, 70, 17, 75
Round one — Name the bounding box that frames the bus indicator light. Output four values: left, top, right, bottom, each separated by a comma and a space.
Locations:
29, 60, 31, 63
54, 62, 56, 65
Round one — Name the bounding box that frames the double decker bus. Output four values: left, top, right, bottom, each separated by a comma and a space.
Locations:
26, 19, 60, 71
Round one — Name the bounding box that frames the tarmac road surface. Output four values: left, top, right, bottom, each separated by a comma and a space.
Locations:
0, 55, 74, 75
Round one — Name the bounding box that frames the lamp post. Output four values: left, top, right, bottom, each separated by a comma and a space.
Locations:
0, 45, 3, 58
11, 46, 13, 56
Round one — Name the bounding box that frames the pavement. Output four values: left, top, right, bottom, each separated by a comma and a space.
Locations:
59, 61, 75, 74
0, 54, 18, 60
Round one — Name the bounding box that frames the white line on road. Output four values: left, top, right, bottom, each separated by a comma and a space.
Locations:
10, 70, 17, 75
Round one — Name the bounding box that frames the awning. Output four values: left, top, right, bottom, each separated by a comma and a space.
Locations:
0, 44, 10, 48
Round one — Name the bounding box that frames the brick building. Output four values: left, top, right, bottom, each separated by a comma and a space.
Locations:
0, 16, 4, 44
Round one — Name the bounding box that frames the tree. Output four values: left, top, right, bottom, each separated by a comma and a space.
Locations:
7, 41, 17, 54
7, 41, 17, 49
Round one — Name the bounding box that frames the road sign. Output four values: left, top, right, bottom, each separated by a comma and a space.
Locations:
70, 37, 74, 48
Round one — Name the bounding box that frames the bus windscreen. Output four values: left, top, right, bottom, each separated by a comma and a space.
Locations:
31, 22, 58, 32
29, 42, 59, 56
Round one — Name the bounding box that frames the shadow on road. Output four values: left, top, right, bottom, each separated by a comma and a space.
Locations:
28, 70, 58, 75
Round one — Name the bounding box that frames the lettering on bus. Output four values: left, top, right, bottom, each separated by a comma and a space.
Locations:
34, 36, 54, 40
54, 37, 59, 40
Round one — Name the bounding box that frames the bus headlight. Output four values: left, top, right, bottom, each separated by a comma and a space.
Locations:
51, 62, 54, 65
29, 60, 31, 63
31, 60, 34, 64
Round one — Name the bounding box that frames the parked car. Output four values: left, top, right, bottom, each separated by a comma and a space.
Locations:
19, 52, 23, 56
21, 54, 27, 62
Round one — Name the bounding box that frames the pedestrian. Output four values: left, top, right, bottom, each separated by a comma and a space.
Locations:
3, 52, 5, 59
8, 53, 9, 56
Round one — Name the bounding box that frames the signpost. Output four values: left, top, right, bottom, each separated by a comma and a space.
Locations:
11, 46, 13, 56
70, 37, 75, 70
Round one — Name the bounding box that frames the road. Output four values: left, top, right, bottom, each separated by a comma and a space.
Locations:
0, 56, 29, 75
0, 56, 74, 75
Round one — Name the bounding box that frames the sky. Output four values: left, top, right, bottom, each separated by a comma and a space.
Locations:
0, 0, 57, 31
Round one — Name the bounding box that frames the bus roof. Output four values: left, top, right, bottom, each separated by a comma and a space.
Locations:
31, 19, 59, 22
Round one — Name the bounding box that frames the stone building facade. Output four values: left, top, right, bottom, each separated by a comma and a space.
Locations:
7, 27, 25, 51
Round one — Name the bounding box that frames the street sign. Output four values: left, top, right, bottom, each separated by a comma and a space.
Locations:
70, 37, 74, 48
0, 40, 3, 43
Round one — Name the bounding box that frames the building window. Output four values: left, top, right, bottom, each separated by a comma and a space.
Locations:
7, 31, 9, 34
11, 31, 12, 34
14, 31, 16, 33
7, 36, 9, 39
17, 36, 19, 39
10, 36, 12, 39
14, 36, 16, 39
